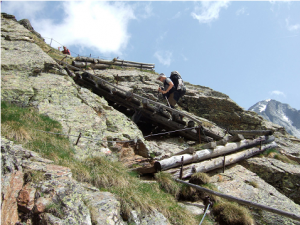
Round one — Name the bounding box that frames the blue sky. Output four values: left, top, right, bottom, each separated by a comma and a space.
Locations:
2, 1, 300, 110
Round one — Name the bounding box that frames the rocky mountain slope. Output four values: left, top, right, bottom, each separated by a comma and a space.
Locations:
1, 13, 300, 225
249, 99, 300, 139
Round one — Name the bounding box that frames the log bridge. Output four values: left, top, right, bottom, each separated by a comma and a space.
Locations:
55, 59, 278, 180
56, 58, 224, 142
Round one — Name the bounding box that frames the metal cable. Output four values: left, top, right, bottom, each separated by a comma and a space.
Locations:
144, 127, 197, 138
32, 126, 199, 143
42, 37, 113, 59
32, 129, 135, 143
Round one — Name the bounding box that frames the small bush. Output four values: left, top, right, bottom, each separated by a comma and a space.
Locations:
189, 172, 210, 185
213, 201, 254, 225
155, 172, 181, 198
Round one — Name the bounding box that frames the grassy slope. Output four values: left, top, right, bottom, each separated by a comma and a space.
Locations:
1, 102, 199, 224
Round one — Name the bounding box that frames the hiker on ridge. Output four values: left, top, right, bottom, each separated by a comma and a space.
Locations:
157, 73, 176, 108
59, 46, 71, 56
157, 71, 186, 109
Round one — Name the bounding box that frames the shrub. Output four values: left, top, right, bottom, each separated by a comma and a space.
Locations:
213, 201, 254, 225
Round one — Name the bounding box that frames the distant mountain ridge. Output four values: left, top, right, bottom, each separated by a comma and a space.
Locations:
249, 99, 300, 138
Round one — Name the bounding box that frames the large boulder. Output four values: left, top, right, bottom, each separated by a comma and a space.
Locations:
241, 157, 300, 205
209, 165, 300, 225
1, 16, 149, 159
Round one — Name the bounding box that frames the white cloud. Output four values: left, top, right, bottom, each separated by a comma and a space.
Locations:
181, 54, 188, 61
154, 50, 172, 66
1, 1, 47, 20
191, 1, 230, 24
285, 18, 300, 31
270, 90, 286, 97
171, 12, 181, 20
156, 31, 168, 44
4, 1, 137, 55
236, 7, 249, 16
135, 2, 153, 19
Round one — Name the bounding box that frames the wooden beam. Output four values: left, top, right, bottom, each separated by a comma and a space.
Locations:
154, 136, 275, 173
167, 141, 277, 179
229, 130, 274, 136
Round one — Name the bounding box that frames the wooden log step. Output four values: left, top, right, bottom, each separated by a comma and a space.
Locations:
174, 147, 195, 156
114, 58, 155, 66
152, 135, 275, 173
229, 130, 274, 136
75, 56, 98, 63
168, 142, 277, 179
187, 121, 195, 128
91, 64, 110, 69
227, 134, 245, 142
72, 61, 92, 68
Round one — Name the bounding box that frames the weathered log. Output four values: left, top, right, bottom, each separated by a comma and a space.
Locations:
141, 112, 208, 142
75, 76, 201, 141
142, 99, 156, 113
154, 106, 170, 119
175, 179, 300, 222
125, 91, 141, 106
75, 56, 97, 63
132, 166, 157, 174
201, 127, 223, 141
216, 137, 229, 146
290, 138, 300, 143
229, 130, 274, 136
227, 134, 244, 142
171, 112, 186, 125
169, 142, 277, 179
65, 67, 75, 78
91, 64, 110, 69
72, 61, 92, 68
174, 147, 195, 156
112, 61, 155, 68
199, 142, 217, 149
187, 121, 195, 128
114, 58, 155, 66
153, 136, 275, 172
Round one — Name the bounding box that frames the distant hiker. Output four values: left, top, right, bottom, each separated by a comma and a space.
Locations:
157, 71, 186, 108
60, 46, 71, 56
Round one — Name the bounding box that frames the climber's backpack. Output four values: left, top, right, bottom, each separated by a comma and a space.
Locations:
170, 71, 186, 95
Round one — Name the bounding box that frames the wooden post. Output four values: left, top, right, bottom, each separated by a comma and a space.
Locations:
198, 126, 201, 144
260, 140, 262, 150
179, 156, 184, 179
223, 155, 225, 173
75, 132, 82, 145
61, 55, 67, 62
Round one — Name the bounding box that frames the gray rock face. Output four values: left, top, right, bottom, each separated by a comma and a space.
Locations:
209, 165, 300, 225
1, 137, 171, 225
241, 157, 300, 205
1, 137, 126, 225
1, 16, 148, 160
249, 99, 300, 138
